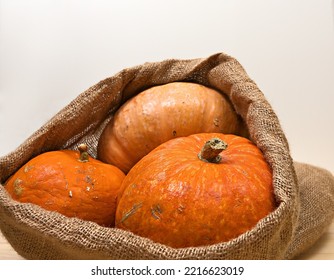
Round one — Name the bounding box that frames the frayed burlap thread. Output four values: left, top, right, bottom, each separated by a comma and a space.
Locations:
1, 53, 333, 259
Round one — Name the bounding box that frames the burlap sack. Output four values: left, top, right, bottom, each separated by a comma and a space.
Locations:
1, 52, 333, 259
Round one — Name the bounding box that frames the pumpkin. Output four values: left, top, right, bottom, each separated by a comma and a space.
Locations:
97, 82, 247, 173
115, 133, 276, 248
5, 144, 125, 227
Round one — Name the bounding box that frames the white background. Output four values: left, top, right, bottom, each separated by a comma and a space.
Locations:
1, 0, 333, 173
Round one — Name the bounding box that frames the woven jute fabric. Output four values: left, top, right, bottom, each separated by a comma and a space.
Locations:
1, 52, 333, 259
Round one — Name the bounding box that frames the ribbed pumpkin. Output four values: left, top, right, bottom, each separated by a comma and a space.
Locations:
97, 82, 247, 173
115, 133, 276, 248
5, 144, 125, 226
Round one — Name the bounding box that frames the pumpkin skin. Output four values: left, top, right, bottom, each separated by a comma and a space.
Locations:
5, 144, 125, 227
97, 82, 246, 173
115, 133, 275, 248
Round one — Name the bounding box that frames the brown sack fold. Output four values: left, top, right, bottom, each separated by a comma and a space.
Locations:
1, 52, 334, 259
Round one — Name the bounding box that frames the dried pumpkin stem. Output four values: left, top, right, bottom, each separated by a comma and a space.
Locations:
198, 138, 227, 163
78, 144, 89, 162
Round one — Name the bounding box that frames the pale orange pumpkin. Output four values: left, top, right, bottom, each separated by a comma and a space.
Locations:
115, 133, 275, 248
97, 82, 246, 173
5, 144, 125, 226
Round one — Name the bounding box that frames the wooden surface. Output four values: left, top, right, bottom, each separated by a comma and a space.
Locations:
0, 220, 333, 260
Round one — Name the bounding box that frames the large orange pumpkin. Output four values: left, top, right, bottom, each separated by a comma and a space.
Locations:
5, 144, 125, 226
115, 133, 276, 248
97, 82, 247, 173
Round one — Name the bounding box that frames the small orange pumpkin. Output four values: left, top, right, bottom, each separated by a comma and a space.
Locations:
115, 133, 276, 248
5, 144, 125, 227
97, 82, 247, 173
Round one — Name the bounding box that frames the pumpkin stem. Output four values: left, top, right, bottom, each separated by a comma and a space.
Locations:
78, 144, 89, 162
198, 138, 227, 163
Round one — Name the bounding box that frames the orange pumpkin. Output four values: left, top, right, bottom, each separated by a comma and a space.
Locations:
5, 144, 125, 227
115, 133, 276, 248
97, 82, 247, 173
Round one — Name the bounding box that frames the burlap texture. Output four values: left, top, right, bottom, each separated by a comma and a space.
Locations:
1, 52, 333, 259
